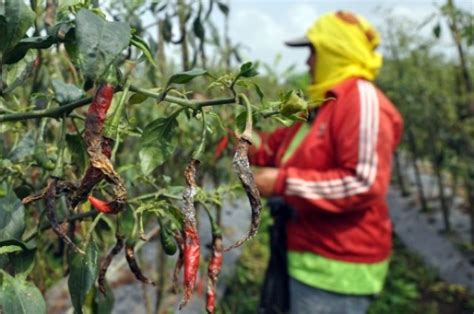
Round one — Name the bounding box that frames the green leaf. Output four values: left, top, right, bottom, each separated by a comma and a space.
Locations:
4, 35, 57, 65
8, 130, 35, 162
128, 92, 148, 105
0, 239, 36, 279
253, 83, 264, 102
118, 206, 135, 239
0, 0, 36, 55
130, 33, 157, 67
216, 1, 229, 16
0, 270, 46, 314
75, 9, 131, 81
238, 62, 259, 78
52, 79, 84, 104
433, 22, 441, 39
139, 117, 179, 175
166, 68, 208, 86
0, 184, 25, 242
68, 241, 99, 314
160, 16, 173, 42
193, 12, 205, 41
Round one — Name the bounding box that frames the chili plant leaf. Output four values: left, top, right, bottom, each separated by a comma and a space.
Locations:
0, 239, 36, 280
68, 240, 99, 314
0, 184, 25, 242
66, 133, 88, 173
52, 79, 84, 104
238, 62, 259, 78
131, 33, 157, 67
216, 1, 229, 16
166, 68, 208, 87
139, 117, 179, 175
0, 270, 46, 314
0, 0, 36, 55
4, 35, 58, 65
75, 9, 131, 80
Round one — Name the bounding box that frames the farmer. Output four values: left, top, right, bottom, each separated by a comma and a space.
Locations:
250, 11, 403, 314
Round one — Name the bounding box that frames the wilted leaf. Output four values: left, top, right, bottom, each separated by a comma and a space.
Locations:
0, 271, 46, 314
0, 184, 25, 242
52, 79, 84, 104
139, 117, 179, 175
68, 241, 99, 314
75, 9, 131, 80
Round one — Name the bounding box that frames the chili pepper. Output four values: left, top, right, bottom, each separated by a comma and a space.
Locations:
98, 234, 124, 295
88, 195, 122, 214
172, 231, 185, 294
224, 138, 262, 252
206, 222, 223, 314
73, 83, 127, 211
45, 177, 84, 254
159, 222, 178, 255
70, 137, 112, 209
179, 159, 201, 309
214, 135, 228, 160
125, 242, 156, 286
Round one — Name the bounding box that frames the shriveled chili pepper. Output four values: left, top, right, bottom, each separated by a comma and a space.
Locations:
125, 242, 156, 286
179, 159, 201, 309
172, 231, 185, 294
98, 234, 124, 295
224, 94, 263, 252
206, 217, 223, 314
70, 137, 112, 209
45, 177, 84, 254
71, 83, 127, 211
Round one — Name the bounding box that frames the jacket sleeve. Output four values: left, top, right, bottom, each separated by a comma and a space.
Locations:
273, 81, 400, 213
248, 127, 290, 167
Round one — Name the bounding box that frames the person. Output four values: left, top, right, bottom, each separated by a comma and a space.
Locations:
250, 11, 404, 314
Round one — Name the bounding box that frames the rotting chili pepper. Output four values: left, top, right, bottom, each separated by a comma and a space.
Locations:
172, 231, 185, 294
69, 137, 112, 209
71, 83, 127, 211
206, 221, 223, 314
125, 242, 156, 286
224, 137, 262, 252
179, 159, 201, 310
45, 177, 84, 255
98, 234, 124, 295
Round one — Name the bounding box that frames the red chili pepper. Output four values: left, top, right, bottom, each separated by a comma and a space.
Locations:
88, 195, 120, 214
85, 84, 115, 134
206, 231, 223, 314
214, 135, 228, 160
179, 159, 201, 309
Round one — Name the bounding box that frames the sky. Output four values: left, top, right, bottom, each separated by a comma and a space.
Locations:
214, 0, 473, 72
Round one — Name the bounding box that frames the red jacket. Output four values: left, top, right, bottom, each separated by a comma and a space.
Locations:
250, 78, 403, 263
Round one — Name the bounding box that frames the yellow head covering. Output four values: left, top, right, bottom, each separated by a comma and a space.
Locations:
306, 11, 382, 102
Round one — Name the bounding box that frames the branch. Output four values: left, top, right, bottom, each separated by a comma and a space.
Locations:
0, 85, 236, 123
23, 209, 99, 242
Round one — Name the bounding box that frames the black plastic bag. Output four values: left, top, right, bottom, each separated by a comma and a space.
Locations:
259, 197, 293, 314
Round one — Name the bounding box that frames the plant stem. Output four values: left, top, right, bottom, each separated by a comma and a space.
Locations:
238, 93, 253, 141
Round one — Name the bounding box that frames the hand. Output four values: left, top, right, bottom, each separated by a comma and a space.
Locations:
254, 167, 279, 197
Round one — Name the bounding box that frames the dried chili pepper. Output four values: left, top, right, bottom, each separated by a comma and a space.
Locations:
224, 94, 262, 252
206, 219, 223, 314
125, 242, 156, 286
179, 159, 201, 309
172, 231, 185, 294
98, 234, 124, 295
45, 177, 84, 254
